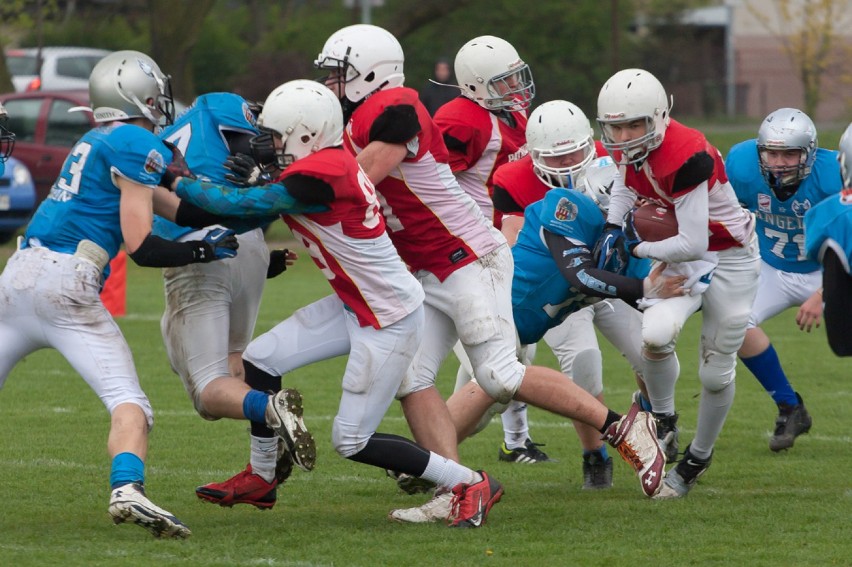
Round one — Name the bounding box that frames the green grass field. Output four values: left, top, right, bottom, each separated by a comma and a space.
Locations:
1, 125, 851, 566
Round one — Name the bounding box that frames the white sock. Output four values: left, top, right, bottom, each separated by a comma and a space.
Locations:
421, 452, 481, 490
249, 435, 278, 483
502, 401, 530, 449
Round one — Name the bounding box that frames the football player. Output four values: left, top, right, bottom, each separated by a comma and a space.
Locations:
153, 92, 311, 509
485, 99, 661, 488
804, 122, 852, 357
594, 68, 760, 499
727, 108, 841, 451
314, 25, 669, 522
0, 50, 245, 538
0, 102, 14, 176
170, 80, 506, 528
433, 35, 549, 465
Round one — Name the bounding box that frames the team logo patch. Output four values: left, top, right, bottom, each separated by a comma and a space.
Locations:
554, 197, 578, 221
757, 193, 772, 213
841, 188, 852, 204
242, 102, 257, 127
791, 199, 811, 217
144, 149, 166, 174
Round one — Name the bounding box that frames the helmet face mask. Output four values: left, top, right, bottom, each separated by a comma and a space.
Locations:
455, 35, 535, 112
597, 69, 671, 165
253, 80, 344, 172
314, 24, 405, 106
757, 107, 817, 199
89, 50, 174, 127
527, 100, 594, 189
0, 103, 14, 164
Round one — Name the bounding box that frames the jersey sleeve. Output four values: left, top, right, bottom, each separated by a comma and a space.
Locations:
175, 177, 329, 217
107, 126, 171, 188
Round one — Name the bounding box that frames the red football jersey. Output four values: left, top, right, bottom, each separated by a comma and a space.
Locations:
610, 120, 753, 251
344, 87, 503, 282
434, 97, 528, 227
279, 148, 424, 329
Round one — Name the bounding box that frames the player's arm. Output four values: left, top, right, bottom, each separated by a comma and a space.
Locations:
118, 178, 237, 267
630, 152, 713, 262
357, 103, 421, 185
605, 169, 637, 226
543, 229, 685, 307
173, 176, 330, 217
492, 183, 525, 246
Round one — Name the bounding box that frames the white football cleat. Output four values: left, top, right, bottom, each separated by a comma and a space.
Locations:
108, 483, 191, 539
388, 490, 452, 523
265, 388, 317, 472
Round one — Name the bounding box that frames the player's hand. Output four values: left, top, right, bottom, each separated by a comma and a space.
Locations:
642, 262, 688, 299
267, 248, 298, 279
795, 290, 824, 332
592, 223, 628, 275
622, 207, 643, 255
225, 153, 264, 187
159, 141, 195, 190
193, 228, 239, 262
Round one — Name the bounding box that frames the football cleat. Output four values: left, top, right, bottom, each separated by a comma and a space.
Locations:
498, 438, 553, 464
582, 450, 613, 490
769, 393, 812, 452
448, 470, 503, 528
275, 438, 295, 484
195, 464, 278, 509
108, 482, 191, 539
388, 489, 452, 523
654, 444, 712, 499
602, 402, 666, 497
386, 469, 436, 495
265, 389, 316, 472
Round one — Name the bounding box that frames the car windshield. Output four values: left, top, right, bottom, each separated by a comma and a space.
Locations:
56, 55, 105, 79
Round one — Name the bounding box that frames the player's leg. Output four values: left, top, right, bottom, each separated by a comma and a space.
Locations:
822, 247, 852, 356
544, 306, 611, 486
0, 249, 44, 388
738, 261, 817, 450
46, 253, 189, 538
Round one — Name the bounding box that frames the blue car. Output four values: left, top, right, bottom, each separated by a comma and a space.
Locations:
0, 156, 36, 243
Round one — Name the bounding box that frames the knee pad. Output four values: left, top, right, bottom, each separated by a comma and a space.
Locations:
571, 348, 603, 397
331, 417, 367, 458
473, 360, 524, 405
712, 311, 752, 354
699, 349, 737, 392
642, 326, 679, 355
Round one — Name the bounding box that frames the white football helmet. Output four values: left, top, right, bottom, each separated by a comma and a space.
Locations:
314, 24, 405, 105
579, 156, 617, 213
254, 80, 344, 170
839, 122, 852, 188
88, 50, 174, 125
0, 102, 14, 163
454, 35, 534, 112
757, 107, 817, 196
597, 68, 671, 164
526, 100, 595, 189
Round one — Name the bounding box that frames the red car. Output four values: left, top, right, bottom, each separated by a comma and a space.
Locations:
0, 90, 94, 203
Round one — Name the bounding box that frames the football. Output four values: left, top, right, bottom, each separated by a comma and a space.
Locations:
631, 203, 679, 241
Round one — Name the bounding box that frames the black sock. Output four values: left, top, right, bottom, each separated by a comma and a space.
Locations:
244, 361, 281, 438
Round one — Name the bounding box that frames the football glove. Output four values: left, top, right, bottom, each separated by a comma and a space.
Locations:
267, 248, 290, 279
622, 208, 643, 255
592, 223, 628, 275
225, 153, 266, 187
193, 228, 239, 262
159, 140, 195, 190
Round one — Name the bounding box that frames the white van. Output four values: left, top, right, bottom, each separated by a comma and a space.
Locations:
5, 47, 112, 92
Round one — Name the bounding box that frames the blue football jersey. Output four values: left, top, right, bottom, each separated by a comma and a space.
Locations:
24, 122, 170, 261
726, 140, 841, 273
512, 188, 606, 345
154, 92, 263, 240
804, 189, 852, 271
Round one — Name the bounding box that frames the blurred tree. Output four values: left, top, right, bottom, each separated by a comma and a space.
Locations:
745, 0, 852, 118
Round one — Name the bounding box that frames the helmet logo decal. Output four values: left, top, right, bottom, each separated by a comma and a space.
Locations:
137, 57, 155, 78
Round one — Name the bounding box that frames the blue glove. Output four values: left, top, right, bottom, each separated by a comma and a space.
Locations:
622, 208, 643, 255
592, 223, 628, 275
197, 228, 239, 262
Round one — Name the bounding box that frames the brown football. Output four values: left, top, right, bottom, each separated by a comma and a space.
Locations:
631, 204, 679, 241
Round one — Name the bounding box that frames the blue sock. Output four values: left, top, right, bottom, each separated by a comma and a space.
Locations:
110, 452, 145, 489
741, 345, 798, 406
584, 446, 609, 460
637, 392, 653, 412
242, 389, 270, 423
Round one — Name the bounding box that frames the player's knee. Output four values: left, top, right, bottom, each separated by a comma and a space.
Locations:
642, 321, 681, 355
243, 333, 278, 371
699, 350, 736, 392
570, 348, 603, 397
473, 360, 524, 404
331, 420, 366, 458
713, 312, 752, 354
